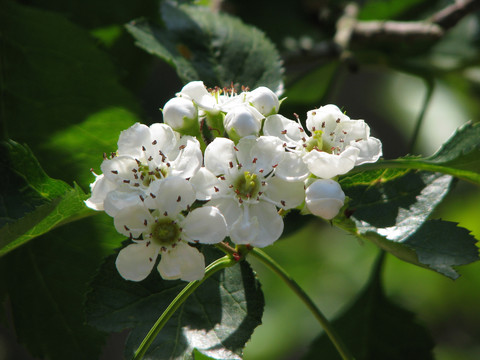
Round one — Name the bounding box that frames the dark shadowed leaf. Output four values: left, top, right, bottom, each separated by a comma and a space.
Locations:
86, 247, 264, 360
335, 169, 479, 278
126, 1, 283, 91
302, 254, 435, 360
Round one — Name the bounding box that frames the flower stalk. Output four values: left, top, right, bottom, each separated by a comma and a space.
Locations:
132, 255, 237, 360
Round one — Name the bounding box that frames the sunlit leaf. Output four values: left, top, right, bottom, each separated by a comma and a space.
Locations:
0, 140, 92, 256
126, 1, 283, 91
86, 248, 264, 360
336, 169, 479, 278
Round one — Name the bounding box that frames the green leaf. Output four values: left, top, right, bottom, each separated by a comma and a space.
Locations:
302, 254, 435, 360
354, 122, 480, 186
0, 140, 92, 256
126, 1, 283, 90
336, 169, 479, 279
86, 248, 264, 360
1, 0, 140, 188
2, 214, 122, 360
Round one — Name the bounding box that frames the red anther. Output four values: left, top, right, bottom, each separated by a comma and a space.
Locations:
123, 179, 130, 183
237, 163, 242, 169
124, 225, 130, 231
259, 169, 264, 173
214, 186, 219, 192
220, 176, 226, 180
111, 170, 118, 174
139, 195, 145, 202
312, 127, 316, 132
234, 146, 239, 151
280, 200, 286, 207
302, 137, 306, 142
232, 252, 241, 261
142, 146, 146, 151
149, 257, 153, 262
299, 127, 305, 133
252, 157, 258, 163
166, 163, 171, 167
272, 164, 278, 168
336, 118, 341, 123
281, 130, 287, 134
177, 195, 182, 202
283, 143, 287, 147
322, 121, 326, 128
179, 144, 186, 150
229, 161, 234, 168
246, 244, 253, 250
152, 140, 157, 145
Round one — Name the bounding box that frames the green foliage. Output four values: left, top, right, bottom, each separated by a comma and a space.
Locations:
126, 1, 283, 90
336, 170, 479, 279
86, 248, 264, 360
0, 140, 92, 256
303, 255, 435, 360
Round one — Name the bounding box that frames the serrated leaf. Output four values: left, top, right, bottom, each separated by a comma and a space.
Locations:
302, 255, 435, 360
336, 169, 479, 278
126, 1, 283, 91
355, 122, 480, 185
2, 214, 122, 360
86, 248, 264, 360
0, 140, 92, 256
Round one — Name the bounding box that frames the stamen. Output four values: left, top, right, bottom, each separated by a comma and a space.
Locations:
177, 195, 182, 202
150, 193, 156, 198
152, 140, 157, 145
111, 170, 118, 174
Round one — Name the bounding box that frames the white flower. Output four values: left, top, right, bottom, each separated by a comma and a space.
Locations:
264, 105, 382, 179
162, 97, 198, 134
114, 177, 227, 282
224, 106, 264, 141
190, 136, 307, 248
85, 123, 202, 215
247, 86, 280, 116
305, 179, 345, 220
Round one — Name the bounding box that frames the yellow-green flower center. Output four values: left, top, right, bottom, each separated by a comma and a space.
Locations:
138, 163, 168, 187
233, 171, 261, 200
151, 218, 180, 246
305, 130, 325, 152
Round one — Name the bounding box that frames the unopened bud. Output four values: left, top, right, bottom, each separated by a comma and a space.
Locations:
224, 106, 263, 141
305, 179, 345, 220
162, 97, 199, 135
248, 86, 280, 116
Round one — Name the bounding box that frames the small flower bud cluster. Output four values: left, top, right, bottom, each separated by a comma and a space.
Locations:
86, 81, 382, 282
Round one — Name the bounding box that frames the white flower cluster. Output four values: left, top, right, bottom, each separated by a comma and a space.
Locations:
86, 81, 382, 282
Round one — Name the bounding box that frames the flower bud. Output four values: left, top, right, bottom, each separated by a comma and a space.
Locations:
247, 86, 280, 116
224, 106, 263, 141
305, 179, 345, 220
162, 97, 199, 135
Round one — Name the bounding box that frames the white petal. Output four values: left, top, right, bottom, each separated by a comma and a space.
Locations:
85, 174, 117, 211
306, 105, 349, 134
224, 106, 262, 138
274, 151, 310, 181
145, 176, 195, 216
307, 198, 344, 220
189, 167, 222, 200
350, 137, 383, 165
238, 136, 284, 173
248, 202, 284, 247
115, 241, 159, 281
117, 123, 151, 157
149, 123, 178, 155
178, 81, 209, 103
264, 177, 305, 209
229, 204, 258, 245
157, 242, 205, 282
169, 136, 202, 178
247, 86, 280, 116
182, 206, 227, 244
263, 114, 303, 146
209, 198, 242, 234
104, 190, 145, 217
204, 137, 236, 175
101, 156, 138, 184
162, 97, 197, 130
303, 147, 359, 179
338, 119, 369, 143
113, 203, 152, 237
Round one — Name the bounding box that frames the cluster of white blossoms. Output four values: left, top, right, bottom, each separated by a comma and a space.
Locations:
86, 81, 382, 282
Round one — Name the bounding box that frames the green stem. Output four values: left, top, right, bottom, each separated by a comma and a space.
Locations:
132, 255, 237, 360
408, 77, 435, 153
249, 248, 355, 360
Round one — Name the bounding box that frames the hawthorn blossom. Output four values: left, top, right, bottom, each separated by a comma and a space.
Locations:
264, 105, 382, 179
114, 177, 227, 282
190, 136, 307, 248
85, 123, 202, 214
